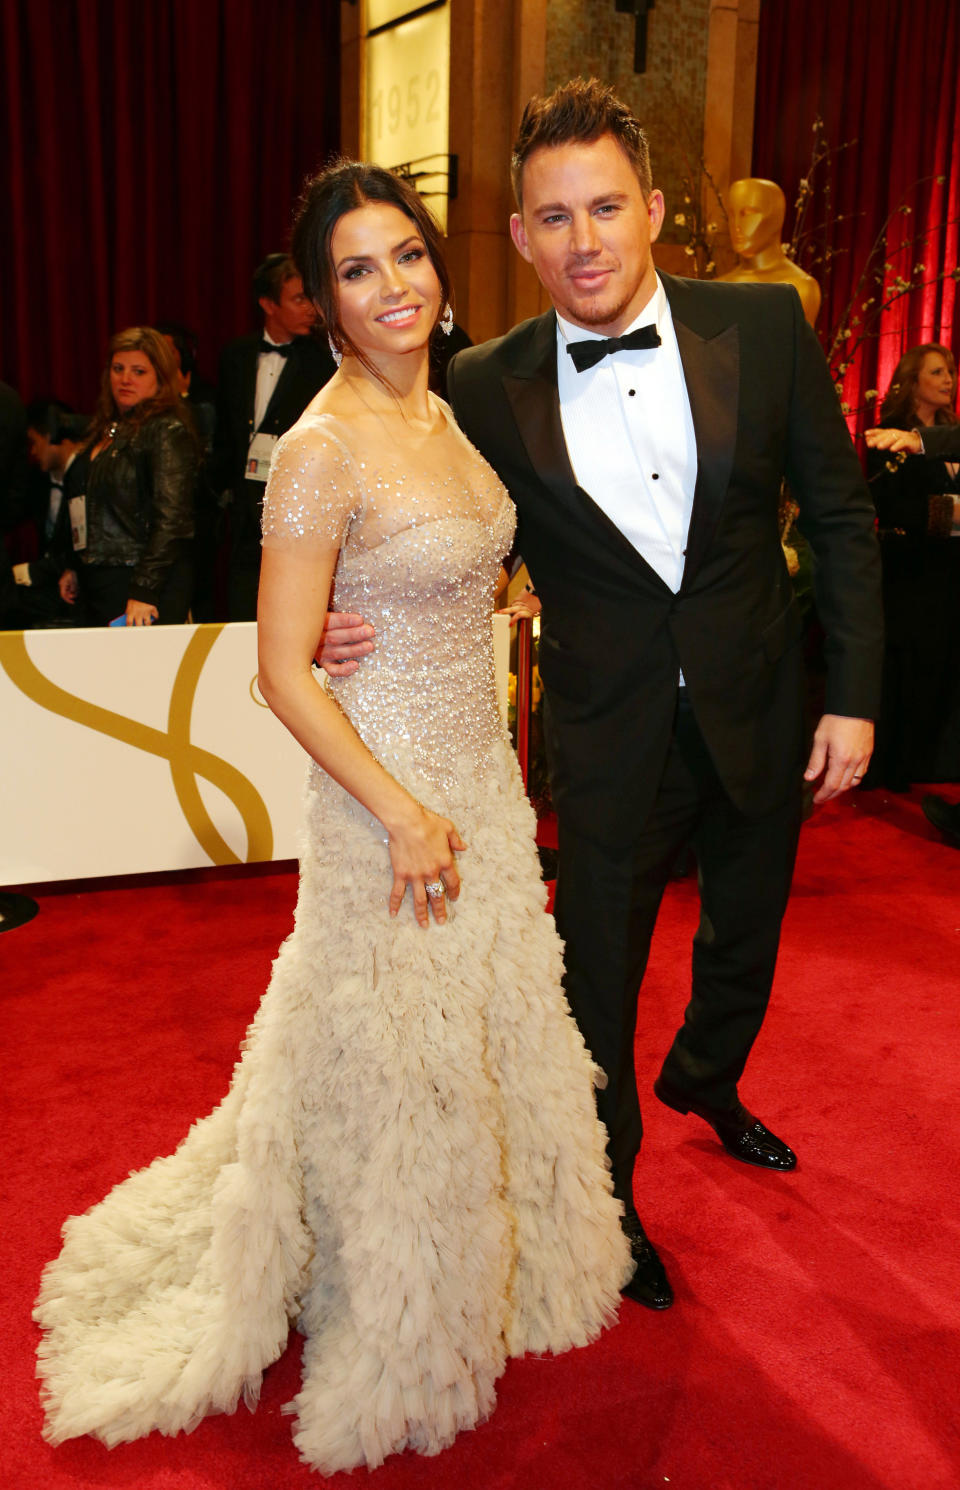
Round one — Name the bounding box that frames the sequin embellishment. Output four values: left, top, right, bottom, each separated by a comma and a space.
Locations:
262, 406, 516, 806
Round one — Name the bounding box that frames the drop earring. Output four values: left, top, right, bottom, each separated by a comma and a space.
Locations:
439, 303, 454, 336
327, 334, 343, 367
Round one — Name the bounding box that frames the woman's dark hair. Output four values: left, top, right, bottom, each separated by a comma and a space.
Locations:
87, 326, 193, 447
882, 342, 957, 426
252, 252, 298, 308
292, 159, 451, 383
154, 319, 199, 377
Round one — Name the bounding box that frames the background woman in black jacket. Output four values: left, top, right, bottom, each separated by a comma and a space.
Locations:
60, 327, 199, 625
866, 342, 960, 787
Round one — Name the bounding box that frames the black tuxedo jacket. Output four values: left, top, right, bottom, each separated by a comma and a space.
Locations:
447, 273, 883, 846
212, 332, 337, 503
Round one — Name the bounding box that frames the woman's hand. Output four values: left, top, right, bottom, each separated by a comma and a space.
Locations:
125, 598, 159, 626
387, 804, 467, 927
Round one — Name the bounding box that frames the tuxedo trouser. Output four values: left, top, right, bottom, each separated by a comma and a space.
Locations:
553, 692, 802, 1208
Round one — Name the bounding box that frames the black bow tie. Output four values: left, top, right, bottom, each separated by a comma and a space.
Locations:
259, 339, 293, 358
566, 324, 661, 373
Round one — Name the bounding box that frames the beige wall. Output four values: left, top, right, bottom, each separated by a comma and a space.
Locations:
546, 0, 711, 244
545, 0, 759, 276
340, 0, 759, 335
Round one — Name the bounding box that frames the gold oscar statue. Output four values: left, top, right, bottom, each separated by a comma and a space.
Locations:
718, 178, 821, 326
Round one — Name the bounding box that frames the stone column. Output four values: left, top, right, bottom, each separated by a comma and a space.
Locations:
446, 0, 527, 341
506, 0, 552, 327
340, 1, 361, 158
702, 0, 761, 272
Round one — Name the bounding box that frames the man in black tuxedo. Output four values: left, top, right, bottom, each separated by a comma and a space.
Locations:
451, 81, 883, 1307
214, 253, 337, 619
8, 401, 86, 628
326, 82, 883, 1310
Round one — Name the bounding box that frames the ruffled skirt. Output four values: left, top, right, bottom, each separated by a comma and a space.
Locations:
35, 741, 631, 1473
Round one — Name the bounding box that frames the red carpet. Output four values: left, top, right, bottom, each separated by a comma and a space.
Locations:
4, 788, 960, 1490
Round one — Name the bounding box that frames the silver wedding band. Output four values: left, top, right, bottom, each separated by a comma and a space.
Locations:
425, 880, 445, 899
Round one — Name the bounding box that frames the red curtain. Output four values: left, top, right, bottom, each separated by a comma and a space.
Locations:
753, 0, 960, 433
0, 0, 339, 411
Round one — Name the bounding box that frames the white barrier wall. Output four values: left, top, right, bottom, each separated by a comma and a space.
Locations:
1, 618, 512, 885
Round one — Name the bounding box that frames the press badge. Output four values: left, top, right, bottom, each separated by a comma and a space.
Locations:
68, 493, 87, 551
246, 432, 279, 484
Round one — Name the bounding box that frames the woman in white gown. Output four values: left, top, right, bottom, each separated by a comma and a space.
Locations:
34, 162, 632, 1475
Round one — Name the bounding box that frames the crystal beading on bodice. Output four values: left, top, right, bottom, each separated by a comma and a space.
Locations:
262, 403, 516, 801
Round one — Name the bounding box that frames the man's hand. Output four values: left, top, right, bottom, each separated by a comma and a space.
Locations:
803, 714, 874, 803
314, 611, 375, 676
497, 588, 542, 626
59, 570, 78, 604
864, 427, 922, 455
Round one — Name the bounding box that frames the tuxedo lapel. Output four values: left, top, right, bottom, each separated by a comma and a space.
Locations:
662, 274, 739, 590
240, 339, 259, 431
262, 352, 298, 430
502, 313, 576, 506
502, 313, 672, 590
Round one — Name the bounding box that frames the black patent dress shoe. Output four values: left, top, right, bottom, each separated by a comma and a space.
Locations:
922, 794, 960, 848
653, 1075, 797, 1171
620, 1215, 674, 1310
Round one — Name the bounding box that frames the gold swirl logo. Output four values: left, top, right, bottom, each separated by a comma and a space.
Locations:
0, 625, 273, 865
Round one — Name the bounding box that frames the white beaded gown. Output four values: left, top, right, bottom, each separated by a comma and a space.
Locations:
34, 400, 631, 1475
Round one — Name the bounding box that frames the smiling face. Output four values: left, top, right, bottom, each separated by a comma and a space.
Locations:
510, 133, 664, 336
913, 349, 956, 423
330, 201, 442, 364
110, 349, 159, 411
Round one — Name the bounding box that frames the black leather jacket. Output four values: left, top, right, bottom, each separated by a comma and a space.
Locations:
72, 411, 199, 606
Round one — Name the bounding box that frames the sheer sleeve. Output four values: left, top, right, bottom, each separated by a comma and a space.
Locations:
261, 421, 361, 553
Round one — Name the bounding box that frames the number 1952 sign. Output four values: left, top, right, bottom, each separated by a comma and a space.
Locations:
364, 2, 450, 229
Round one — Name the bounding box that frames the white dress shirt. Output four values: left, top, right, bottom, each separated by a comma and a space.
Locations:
254, 332, 290, 432
556, 275, 697, 594
46, 477, 64, 539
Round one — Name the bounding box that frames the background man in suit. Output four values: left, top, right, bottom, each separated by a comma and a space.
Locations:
214, 253, 336, 619
323, 80, 883, 1311
8, 400, 86, 627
